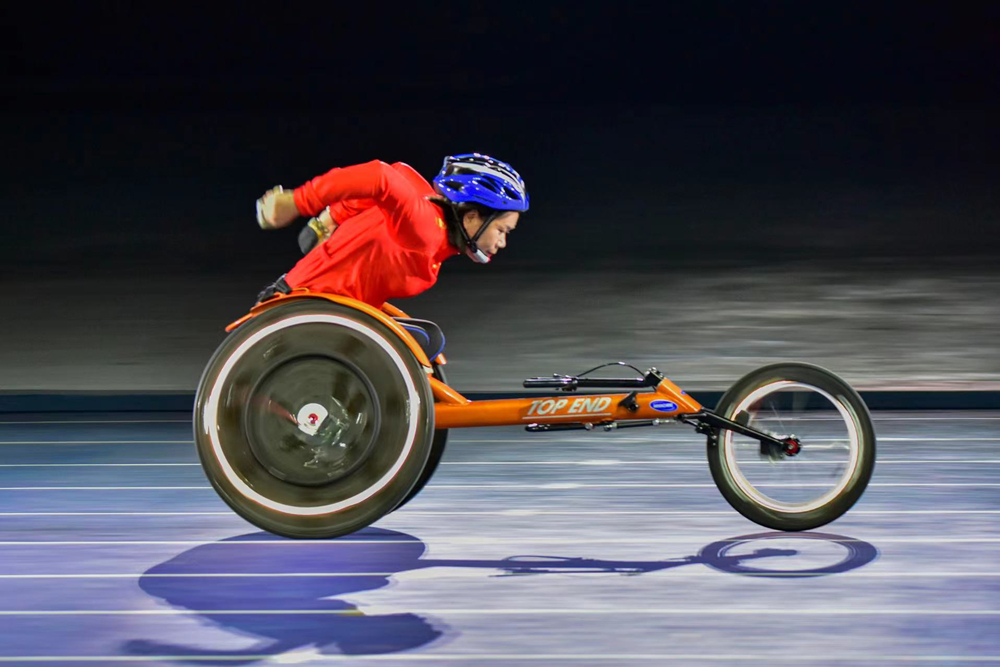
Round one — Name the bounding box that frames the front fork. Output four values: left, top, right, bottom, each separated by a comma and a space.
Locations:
679, 411, 802, 458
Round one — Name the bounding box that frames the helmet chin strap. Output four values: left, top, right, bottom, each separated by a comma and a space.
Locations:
461, 213, 499, 264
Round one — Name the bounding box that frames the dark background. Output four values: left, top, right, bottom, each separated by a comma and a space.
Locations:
1, 3, 998, 391
3, 4, 997, 274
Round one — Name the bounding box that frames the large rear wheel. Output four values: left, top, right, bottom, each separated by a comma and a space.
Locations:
193, 299, 435, 538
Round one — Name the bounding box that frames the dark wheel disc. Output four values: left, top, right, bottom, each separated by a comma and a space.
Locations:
193, 299, 435, 538
243, 355, 380, 486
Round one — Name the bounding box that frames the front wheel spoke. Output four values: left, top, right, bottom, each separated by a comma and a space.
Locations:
724, 384, 859, 512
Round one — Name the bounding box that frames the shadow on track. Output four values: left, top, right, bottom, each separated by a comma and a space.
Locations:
123, 528, 878, 663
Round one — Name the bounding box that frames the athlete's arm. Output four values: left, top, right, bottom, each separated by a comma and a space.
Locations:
293, 160, 417, 218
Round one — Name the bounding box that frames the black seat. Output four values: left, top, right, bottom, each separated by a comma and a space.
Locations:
393, 318, 446, 361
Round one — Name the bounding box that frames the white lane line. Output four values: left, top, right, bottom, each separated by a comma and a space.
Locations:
0, 441, 190, 446
4, 459, 1000, 468
882, 437, 1000, 442
0, 511, 978, 519
441, 459, 1000, 465
775, 416, 1000, 421
0, 436, 997, 446
0, 571, 997, 580
0, 654, 996, 664
0, 464, 200, 467
3, 459, 1000, 470
0, 482, 996, 491
0, 608, 997, 616
0, 537, 998, 546
390, 509, 1000, 517
756, 417, 1000, 422
0, 420, 191, 425
0, 486, 209, 491
451, 437, 1000, 445
0, 512, 232, 518
430, 483, 1000, 490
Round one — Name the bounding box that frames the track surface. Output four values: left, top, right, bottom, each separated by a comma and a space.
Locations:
0, 411, 997, 665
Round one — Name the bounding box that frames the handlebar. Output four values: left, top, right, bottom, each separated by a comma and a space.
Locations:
523, 375, 653, 390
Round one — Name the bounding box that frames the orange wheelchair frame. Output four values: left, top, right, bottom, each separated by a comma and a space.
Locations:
227, 289, 703, 432
210, 288, 875, 535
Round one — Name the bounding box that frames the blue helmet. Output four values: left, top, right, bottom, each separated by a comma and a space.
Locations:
432, 153, 529, 212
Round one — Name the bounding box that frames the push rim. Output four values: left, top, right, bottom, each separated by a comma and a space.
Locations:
201, 313, 422, 516
721, 381, 862, 514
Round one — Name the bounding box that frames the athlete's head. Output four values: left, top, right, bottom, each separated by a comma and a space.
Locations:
432, 153, 529, 263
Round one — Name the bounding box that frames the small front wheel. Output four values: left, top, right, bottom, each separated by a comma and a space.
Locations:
708, 363, 876, 531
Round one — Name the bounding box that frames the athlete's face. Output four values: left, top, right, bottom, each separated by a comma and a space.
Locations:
463, 211, 520, 258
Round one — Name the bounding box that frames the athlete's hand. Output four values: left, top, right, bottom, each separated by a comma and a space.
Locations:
315, 207, 339, 237
297, 207, 339, 254
256, 186, 300, 230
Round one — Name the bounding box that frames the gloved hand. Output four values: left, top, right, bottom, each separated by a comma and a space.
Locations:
298, 217, 327, 254
297, 207, 338, 254
256, 185, 300, 229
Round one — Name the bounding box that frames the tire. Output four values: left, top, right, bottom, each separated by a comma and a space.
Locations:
707, 362, 876, 531
193, 299, 435, 539
392, 363, 449, 512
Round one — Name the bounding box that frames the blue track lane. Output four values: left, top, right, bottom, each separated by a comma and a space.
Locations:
0, 411, 997, 666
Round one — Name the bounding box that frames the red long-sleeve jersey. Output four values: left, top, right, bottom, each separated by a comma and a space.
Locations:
284, 160, 460, 308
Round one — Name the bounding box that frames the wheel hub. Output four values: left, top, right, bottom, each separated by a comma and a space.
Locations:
243, 356, 381, 486
783, 436, 802, 457
296, 402, 329, 436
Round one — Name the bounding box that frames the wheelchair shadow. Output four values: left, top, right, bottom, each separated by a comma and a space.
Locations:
123, 527, 878, 663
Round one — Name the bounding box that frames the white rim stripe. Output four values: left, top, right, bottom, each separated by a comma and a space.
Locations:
203, 313, 420, 516
724, 381, 862, 513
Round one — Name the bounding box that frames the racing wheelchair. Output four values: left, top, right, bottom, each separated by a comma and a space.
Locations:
194, 290, 876, 538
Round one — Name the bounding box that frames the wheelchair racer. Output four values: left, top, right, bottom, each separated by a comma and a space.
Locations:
254, 153, 529, 308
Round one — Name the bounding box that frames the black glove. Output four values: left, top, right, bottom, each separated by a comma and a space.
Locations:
298, 217, 327, 254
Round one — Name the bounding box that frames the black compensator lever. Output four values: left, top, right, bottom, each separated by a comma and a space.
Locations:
619, 391, 640, 412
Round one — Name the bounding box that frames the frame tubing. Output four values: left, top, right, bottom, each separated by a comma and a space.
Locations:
433, 380, 702, 429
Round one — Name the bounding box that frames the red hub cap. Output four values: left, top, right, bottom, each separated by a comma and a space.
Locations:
783, 437, 802, 456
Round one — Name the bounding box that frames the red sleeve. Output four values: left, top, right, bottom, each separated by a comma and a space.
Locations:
326, 198, 371, 222
293, 160, 417, 218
